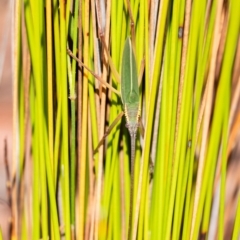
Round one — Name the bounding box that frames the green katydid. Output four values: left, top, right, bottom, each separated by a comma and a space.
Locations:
67, 36, 144, 239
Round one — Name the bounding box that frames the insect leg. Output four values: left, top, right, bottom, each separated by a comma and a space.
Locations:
93, 111, 124, 154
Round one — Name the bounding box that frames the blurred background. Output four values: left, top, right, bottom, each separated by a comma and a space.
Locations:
0, 0, 13, 239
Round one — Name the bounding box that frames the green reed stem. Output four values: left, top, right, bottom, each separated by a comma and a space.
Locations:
59, 1, 71, 239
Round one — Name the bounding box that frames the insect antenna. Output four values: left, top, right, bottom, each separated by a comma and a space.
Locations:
67, 49, 120, 95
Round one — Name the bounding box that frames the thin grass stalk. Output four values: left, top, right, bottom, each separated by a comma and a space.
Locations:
30, 81, 40, 240
150, 29, 170, 240
89, 0, 99, 167
86, 15, 99, 236
174, 138, 192, 239
21, 211, 28, 239
45, 3, 59, 233
76, 0, 83, 237
91, 0, 101, 128
18, 63, 25, 239
112, 154, 121, 239
232, 197, 240, 239
144, 174, 150, 240
83, 19, 97, 239
87, 10, 99, 183
68, 0, 79, 233
52, 0, 62, 187
43, 126, 61, 240
122, 128, 130, 235
85, 106, 95, 240
149, 0, 159, 83
202, 154, 220, 236
21, 19, 31, 238
39, 127, 49, 240
46, 0, 54, 175
135, 150, 145, 240
59, 0, 71, 239
119, 146, 126, 240
79, 0, 90, 238
67, 55, 76, 231
218, 101, 229, 240
137, 1, 144, 69
144, 0, 150, 108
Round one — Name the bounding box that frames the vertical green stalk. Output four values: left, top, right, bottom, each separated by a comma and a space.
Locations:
232, 198, 240, 239
59, 1, 71, 239
68, 0, 79, 232
46, 0, 54, 168
144, 0, 149, 106
52, 0, 62, 187
79, 0, 90, 238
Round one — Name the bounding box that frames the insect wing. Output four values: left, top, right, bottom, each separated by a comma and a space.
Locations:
121, 38, 139, 107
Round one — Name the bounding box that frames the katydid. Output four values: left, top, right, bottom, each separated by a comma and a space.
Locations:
67, 36, 142, 239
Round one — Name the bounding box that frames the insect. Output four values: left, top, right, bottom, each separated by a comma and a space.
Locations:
94, 37, 140, 162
